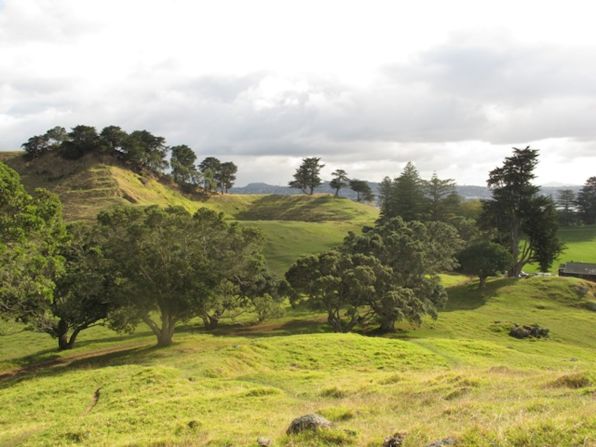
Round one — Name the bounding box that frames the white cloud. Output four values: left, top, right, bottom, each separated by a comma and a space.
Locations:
0, 0, 595, 185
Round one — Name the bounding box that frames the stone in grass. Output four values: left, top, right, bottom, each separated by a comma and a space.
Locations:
382, 432, 406, 447
509, 324, 549, 339
286, 414, 332, 435
427, 437, 457, 447
257, 436, 272, 446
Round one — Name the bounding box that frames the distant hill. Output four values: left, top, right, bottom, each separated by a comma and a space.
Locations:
232, 181, 581, 200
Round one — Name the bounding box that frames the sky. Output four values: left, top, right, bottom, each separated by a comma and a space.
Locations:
1, 0, 595, 186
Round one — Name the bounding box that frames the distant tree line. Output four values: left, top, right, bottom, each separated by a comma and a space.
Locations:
554, 178, 596, 226
289, 157, 374, 202
21, 125, 238, 194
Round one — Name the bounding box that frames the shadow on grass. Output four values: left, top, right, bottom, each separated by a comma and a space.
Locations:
443, 277, 516, 312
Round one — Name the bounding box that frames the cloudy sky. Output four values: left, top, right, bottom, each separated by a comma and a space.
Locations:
1, 0, 595, 186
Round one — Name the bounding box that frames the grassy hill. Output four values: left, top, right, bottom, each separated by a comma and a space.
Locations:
0, 276, 594, 446
1, 152, 379, 275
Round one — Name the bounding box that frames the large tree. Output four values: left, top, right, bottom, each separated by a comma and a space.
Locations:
480, 147, 563, 276
170, 145, 200, 188
286, 251, 388, 332
380, 162, 428, 221
216, 161, 238, 194
289, 157, 325, 195
100, 125, 129, 155
457, 241, 513, 289
122, 130, 169, 173
96, 206, 270, 346
577, 177, 596, 224
34, 225, 116, 349
425, 173, 460, 221
60, 125, 103, 159
22, 126, 67, 159
0, 163, 66, 328
330, 169, 349, 197
343, 218, 462, 331
349, 179, 374, 202
199, 157, 221, 192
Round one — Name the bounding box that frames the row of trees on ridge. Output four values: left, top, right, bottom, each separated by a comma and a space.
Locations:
22, 125, 238, 194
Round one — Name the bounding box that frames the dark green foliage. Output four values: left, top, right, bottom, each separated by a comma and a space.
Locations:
289, 157, 325, 195
577, 177, 596, 224
96, 206, 271, 346
330, 169, 349, 197
457, 241, 513, 288
199, 157, 221, 192
286, 251, 386, 332
426, 173, 459, 221
286, 217, 462, 332
100, 125, 128, 154
216, 161, 238, 193
170, 145, 200, 188
0, 162, 66, 326
349, 179, 374, 203
38, 224, 115, 349
344, 218, 461, 331
480, 147, 563, 276
380, 162, 427, 221
22, 126, 67, 159
60, 125, 103, 159
122, 130, 169, 173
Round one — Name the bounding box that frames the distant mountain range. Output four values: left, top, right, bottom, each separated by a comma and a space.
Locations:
231, 181, 582, 201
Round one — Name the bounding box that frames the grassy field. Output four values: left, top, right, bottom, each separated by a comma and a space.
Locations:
0, 277, 594, 447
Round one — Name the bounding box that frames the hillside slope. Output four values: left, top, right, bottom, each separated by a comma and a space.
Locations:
1, 152, 378, 274
0, 276, 594, 446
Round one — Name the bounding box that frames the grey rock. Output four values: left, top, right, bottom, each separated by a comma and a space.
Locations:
383, 432, 406, 447
509, 324, 549, 339
257, 436, 272, 446
427, 437, 457, 447
286, 414, 332, 435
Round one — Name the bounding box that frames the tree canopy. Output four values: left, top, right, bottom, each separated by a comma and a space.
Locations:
289, 157, 325, 195
577, 177, 596, 224
480, 147, 563, 276
457, 241, 512, 289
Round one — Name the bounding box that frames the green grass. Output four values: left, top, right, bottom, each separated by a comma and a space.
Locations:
0, 277, 594, 446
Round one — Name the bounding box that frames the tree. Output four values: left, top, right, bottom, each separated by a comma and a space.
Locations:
330, 169, 349, 197
349, 179, 374, 202
0, 163, 66, 328
577, 177, 596, 224
96, 206, 270, 346
170, 145, 200, 188
556, 189, 578, 226
287, 251, 389, 332
380, 162, 428, 221
457, 241, 513, 289
122, 130, 169, 173
425, 173, 459, 221
33, 225, 115, 349
289, 157, 325, 195
216, 161, 238, 193
100, 125, 129, 155
343, 218, 462, 332
480, 147, 563, 276
199, 157, 221, 192
60, 125, 102, 159
22, 126, 67, 159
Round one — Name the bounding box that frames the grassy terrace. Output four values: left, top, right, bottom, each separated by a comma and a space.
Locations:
0, 276, 594, 446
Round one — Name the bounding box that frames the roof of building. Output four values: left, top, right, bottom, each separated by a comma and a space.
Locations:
559, 262, 596, 276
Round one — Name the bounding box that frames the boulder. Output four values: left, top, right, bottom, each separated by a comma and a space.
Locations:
382, 432, 406, 447
509, 324, 549, 339
257, 436, 272, 446
427, 437, 456, 447
286, 414, 332, 435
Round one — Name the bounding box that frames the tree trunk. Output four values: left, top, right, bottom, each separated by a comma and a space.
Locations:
144, 314, 176, 347
478, 276, 487, 289
334, 188, 339, 197
55, 319, 83, 350
379, 318, 396, 333
202, 314, 219, 330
